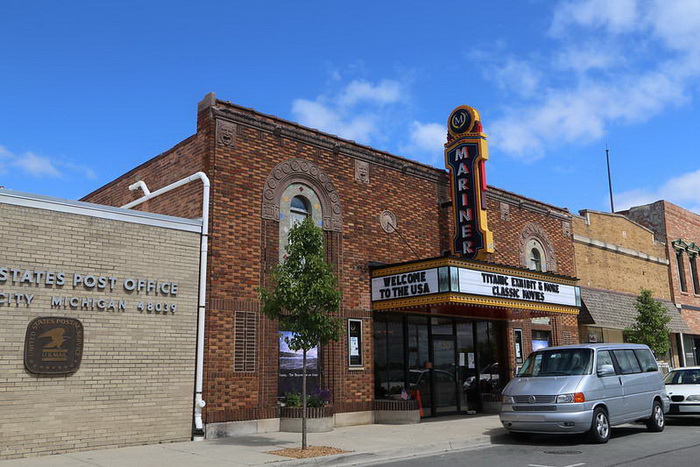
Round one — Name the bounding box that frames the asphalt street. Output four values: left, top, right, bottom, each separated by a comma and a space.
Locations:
376, 417, 700, 467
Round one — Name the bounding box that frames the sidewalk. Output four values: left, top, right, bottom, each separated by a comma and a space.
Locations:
1, 415, 505, 466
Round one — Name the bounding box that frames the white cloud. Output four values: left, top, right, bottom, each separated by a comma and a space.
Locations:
338, 80, 402, 107
14, 152, 62, 177
491, 58, 542, 98
647, 0, 700, 51
291, 78, 406, 145
0, 145, 95, 181
291, 99, 378, 143
550, 0, 639, 35
486, 0, 700, 160
400, 121, 445, 164
555, 45, 621, 73
615, 168, 700, 213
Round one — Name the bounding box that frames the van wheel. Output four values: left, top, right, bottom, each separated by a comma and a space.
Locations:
645, 400, 665, 432
588, 407, 610, 444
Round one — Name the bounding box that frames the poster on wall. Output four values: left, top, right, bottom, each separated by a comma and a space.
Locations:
278, 331, 319, 396
348, 319, 363, 367
514, 329, 523, 364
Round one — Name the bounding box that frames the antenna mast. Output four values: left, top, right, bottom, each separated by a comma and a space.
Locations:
606, 144, 615, 213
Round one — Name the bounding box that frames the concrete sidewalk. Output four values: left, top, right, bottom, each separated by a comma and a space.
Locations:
1, 415, 505, 466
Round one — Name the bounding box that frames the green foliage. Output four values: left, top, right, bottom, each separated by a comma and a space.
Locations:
258, 217, 343, 351
624, 289, 672, 357
284, 390, 330, 408
258, 218, 342, 448
284, 392, 302, 408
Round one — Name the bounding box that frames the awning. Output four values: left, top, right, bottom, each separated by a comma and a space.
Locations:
580, 287, 690, 334
370, 256, 580, 315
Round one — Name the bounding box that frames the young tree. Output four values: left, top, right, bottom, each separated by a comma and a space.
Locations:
258, 217, 342, 449
625, 289, 672, 358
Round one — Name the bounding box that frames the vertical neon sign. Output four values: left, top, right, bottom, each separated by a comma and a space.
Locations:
445, 105, 494, 260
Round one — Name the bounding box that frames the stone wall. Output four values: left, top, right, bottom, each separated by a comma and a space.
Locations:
572, 210, 670, 299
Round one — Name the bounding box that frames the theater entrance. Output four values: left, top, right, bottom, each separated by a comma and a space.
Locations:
374, 312, 507, 417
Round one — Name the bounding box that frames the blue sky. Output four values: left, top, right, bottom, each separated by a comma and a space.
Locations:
2, 0, 700, 214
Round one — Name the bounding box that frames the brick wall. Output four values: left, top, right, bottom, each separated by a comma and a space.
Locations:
0, 200, 200, 460
626, 201, 700, 333
486, 188, 575, 277
572, 210, 670, 299
81, 94, 581, 427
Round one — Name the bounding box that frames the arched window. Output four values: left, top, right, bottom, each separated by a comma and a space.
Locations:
290, 195, 310, 227
279, 184, 322, 261
526, 239, 547, 272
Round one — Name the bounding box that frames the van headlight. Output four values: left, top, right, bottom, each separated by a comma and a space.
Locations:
556, 392, 586, 403
502, 395, 514, 404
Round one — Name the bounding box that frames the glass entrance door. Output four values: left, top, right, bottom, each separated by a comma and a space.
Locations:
433, 335, 458, 415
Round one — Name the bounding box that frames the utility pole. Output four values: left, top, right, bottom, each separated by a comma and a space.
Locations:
606, 144, 615, 213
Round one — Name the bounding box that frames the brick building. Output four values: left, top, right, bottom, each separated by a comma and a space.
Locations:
624, 201, 700, 366
0, 190, 201, 460
82, 93, 580, 435
571, 210, 688, 365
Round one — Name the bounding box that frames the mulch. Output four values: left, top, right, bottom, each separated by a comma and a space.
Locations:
267, 445, 350, 458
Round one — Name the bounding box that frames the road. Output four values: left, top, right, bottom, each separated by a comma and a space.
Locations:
376, 417, 700, 467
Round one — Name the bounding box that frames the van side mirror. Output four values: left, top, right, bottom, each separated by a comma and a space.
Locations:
597, 364, 615, 377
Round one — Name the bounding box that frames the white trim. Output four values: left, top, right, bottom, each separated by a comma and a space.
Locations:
0, 189, 201, 233
573, 233, 669, 265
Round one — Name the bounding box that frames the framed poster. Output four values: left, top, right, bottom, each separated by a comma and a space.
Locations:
348, 319, 363, 367
278, 331, 319, 396
514, 329, 523, 364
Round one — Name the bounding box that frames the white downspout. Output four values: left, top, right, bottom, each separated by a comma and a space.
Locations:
123, 172, 210, 440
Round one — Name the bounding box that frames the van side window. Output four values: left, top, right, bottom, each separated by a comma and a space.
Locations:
597, 350, 615, 374
634, 349, 658, 372
613, 349, 642, 374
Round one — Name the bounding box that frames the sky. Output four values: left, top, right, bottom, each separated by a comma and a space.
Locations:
2, 0, 700, 215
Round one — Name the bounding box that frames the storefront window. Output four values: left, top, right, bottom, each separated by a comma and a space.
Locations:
373, 313, 507, 416
374, 314, 405, 400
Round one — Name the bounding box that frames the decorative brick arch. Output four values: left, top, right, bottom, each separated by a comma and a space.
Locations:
519, 222, 558, 272
261, 158, 343, 232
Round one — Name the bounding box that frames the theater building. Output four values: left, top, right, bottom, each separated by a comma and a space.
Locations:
82, 93, 580, 436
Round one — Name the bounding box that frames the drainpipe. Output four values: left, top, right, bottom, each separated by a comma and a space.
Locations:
122, 172, 210, 440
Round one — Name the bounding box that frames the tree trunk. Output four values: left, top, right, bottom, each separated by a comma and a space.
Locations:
302, 348, 307, 450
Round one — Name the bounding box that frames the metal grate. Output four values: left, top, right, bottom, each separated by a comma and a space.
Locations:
514, 395, 556, 404
233, 311, 257, 372
513, 405, 557, 412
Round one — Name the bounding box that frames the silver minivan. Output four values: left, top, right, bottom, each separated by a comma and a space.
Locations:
500, 343, 670, 443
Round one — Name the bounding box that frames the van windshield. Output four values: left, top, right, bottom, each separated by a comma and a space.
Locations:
518, 349, 593, 377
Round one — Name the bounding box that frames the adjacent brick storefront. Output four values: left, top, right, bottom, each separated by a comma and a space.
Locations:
82, 94, 580, 433
624, 201, 700, 365
0, 192, 200, 460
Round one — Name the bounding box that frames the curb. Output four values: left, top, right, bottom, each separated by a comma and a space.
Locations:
276, 435, 494, 466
